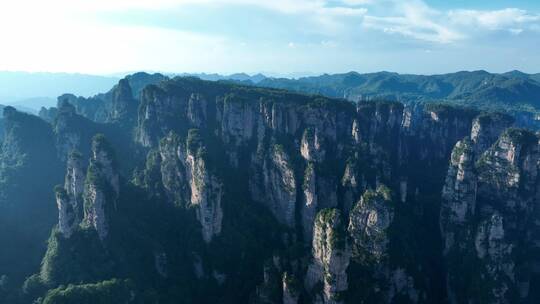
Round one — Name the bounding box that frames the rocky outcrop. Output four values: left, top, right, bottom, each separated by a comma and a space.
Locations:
441, 128, 540, 303
55, 152, 85, 238
301, 128, 325, 163
301, 162, 338, 241
159, 132, 189, 206
305, 208, 350, 304
441, 138, 477, 254
55, 188, 76, 238
471, 113, 514, 155
219, 94, 256, 147
83, 135, 119, 240
186, 130, 223, 243
282, 272, 300, 304
349, 186, 393, 263
187, 94, 207, 128
347, 186, 421, 303
474, 213, 515, 303
250, 143, 297, 228
54, 102, 82, 161
302, 163, 318, 240
109, 78, 137, 123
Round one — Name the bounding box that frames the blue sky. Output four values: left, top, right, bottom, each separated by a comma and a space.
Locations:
0, 0, 539, 76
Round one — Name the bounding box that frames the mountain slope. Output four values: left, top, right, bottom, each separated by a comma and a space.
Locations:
258, 70, 540, 113
3, 75, 540, 303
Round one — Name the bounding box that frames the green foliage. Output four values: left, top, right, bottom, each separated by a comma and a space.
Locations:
91, 134, 117, 168
258, 70, 540, 114
187, 129, 204, 156
41, 279, 135, 304
40, 228, 114, 286
0, 107, 63, 292
316, 208, 346, 250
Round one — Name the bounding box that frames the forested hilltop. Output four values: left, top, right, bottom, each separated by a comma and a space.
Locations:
1, 74, 540, 303
256, 70, 540, 128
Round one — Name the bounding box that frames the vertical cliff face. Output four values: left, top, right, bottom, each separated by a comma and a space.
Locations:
53, 100, 105, 162
475, 129, 539, 303
28, 76, 540, 303
305, 208, 350, 304
188, 93, 208, 128
186, 130, 223, 243
301, 128, 325, 163
441, 126, 540, 303
440, 138, 479, 303
219, 95, 256, 147
147, 129, 224, 243
109, 78, 137, 124
55, 188, 75, 238
474, 213, 515, 303
250, 144, 297, 228
282, 272, 300, 304
159, 132, 189, 206
441, 138, 477, 254
471, 113, 514, 156
55, 152, 85, 238
302, 163, 318, 241
347, 186, 421, 303
83, 135, 119, 240
349, 186, 393, 264
53, 102, 81, 161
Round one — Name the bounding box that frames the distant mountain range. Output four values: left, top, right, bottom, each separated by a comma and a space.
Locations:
256, 70, 540, 113
0, 71, 268, 111
2, 70, 540, 115
0, 71, 119, 105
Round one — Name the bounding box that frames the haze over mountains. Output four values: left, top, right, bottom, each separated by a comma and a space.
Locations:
2, 70, 540, 115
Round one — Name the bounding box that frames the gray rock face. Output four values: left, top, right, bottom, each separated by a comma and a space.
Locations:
471, 113, 514, 156
341, 160, 365, 214
349, 186, 393, 263
54, 102, 82, 161
441, 128, 540, 303
301, 162, 339, 242
188, 93, 207, 128
55, 188, 76, 238
154, 130, 224, 243
186, 145, 223, 244
65, 153, 86, 200
83, 181, 109, 240
474, 214, 515, 302
282, 272, 300, 304
133, 79, 540, 302
301, 128, 325, 163
159, 132, 189, 206
251, 145, 297, 228
83, 135, 119, 240
219, 95, 255, 146
302, 163, 318, 241
441, 138, 477, 254
55, 152, 85, 238
305, 209, 350, 304
109, 78, 136, 123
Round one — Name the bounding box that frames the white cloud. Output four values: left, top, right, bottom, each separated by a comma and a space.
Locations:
360, 1, 540, 43
448, 8, 540, 30
362, 0, 463, 43
0, 0, 539, 74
